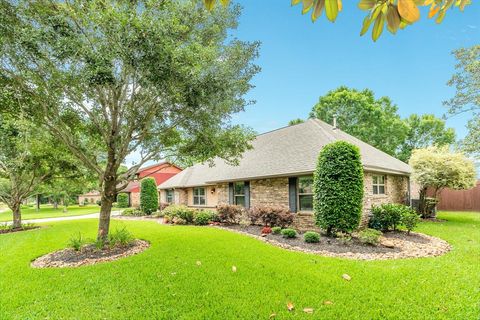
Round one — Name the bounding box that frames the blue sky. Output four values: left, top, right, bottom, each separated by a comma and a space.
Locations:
230, 1, 479, 137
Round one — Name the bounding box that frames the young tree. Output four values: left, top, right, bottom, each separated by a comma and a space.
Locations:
310, 86, 408, 156
410, 147, 476, 217
313, 141, 364, 235
445, 45, 480, 158
1, 1, 259, 240
140, 178, 158, 215
397, 114, 455, 162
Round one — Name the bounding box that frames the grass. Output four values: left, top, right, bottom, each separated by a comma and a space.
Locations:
0, 211, 479, 319
0, 204, 101, 222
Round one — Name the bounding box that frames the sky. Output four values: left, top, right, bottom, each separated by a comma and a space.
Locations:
229, 1, 479, 137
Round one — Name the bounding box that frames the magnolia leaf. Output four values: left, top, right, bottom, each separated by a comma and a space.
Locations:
302, 0, 314, 14
435, 9, 446, 23
204, 0, 215, 11
303, 308, 314, 314
287, 302, 294, 311
292, 0, 302, 5
312, 0, 326, 21
428, 4, 440, 18
386, 5, 401, 34
358, 0, 376, 10
196, 260, 202, 266
325, 0, 339, 21
323, 300, 334, 305
360, 15, 374, 36
399, 18, 409, 29
338, 0, 343, 11
269, 313, 276, 319
397, 0, 420, 23
342, 273, 352, 281
220, 0, 230, 6
232, 265, 237, 272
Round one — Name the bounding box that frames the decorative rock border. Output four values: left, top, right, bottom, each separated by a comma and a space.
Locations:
216, 227, 451, 260
31, 240, 150, 268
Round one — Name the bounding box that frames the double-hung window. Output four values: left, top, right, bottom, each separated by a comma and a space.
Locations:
193, 187, 206, 205
372, 175, 386, 195
166, 189, 174, 203
234, 182, 246, 207
298, 176, 313, 211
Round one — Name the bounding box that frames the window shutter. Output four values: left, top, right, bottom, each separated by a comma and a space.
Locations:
288, 177, 297, 213
244, 181, 250, 209
228, 182, 234, 205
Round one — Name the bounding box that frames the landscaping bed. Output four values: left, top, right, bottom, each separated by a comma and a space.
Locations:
31, 239, 150, 268
220, 225, 451, 260
0, 224, 39, 234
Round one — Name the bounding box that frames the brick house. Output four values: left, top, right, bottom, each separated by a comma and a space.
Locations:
78, 190, 102, 205
158, 119, 411, 229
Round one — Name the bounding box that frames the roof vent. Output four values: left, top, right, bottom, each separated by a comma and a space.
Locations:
332, 115, 338, 130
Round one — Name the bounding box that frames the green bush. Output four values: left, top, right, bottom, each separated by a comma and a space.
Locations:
304, 231, 320, 243
358, 228, 382, 246
217, 205, 243, 224
336, 232, 352, 245
281, 228, 297, 238
402, 211, 421, 234
313, 141, 364, 235
247, 206, 294, 227
140, 177, 158, 215
194, 210, 214, 225
68, 233, 85, 251
162, 205, 195, 224
369, 203, 419, 232
108, 227, 134, 247
271, 226, 282, 234
116, 193, 129, 208
122, 208, 144, 216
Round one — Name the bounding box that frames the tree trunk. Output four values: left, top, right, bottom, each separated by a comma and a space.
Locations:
419, 187, 427, 217
36, 194, 40, 212
97, 176, 116, 241
53, 200, 58, 210
12, 202, 22, 229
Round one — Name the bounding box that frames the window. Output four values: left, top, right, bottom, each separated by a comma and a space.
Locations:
193, 187, 206, 205
234, 182, 246, 207
372, 175, 386, 195
298, 176, 313, 211
166, 189, 174, 203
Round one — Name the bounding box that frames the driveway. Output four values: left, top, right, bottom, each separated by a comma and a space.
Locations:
4, 211, 122, 225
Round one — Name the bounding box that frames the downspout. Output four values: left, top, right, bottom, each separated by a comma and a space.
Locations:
407, 176, 412, 207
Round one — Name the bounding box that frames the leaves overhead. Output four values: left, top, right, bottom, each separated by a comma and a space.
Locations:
203, 0, 471, 42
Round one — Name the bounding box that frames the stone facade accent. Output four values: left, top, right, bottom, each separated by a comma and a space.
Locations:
217, 183, 229, 205
250, 178, 289, 209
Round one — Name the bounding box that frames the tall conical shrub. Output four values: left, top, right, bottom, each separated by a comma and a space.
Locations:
140, 177, 158, 215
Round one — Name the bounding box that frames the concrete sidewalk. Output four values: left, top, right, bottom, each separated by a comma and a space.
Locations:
3, 211, 122, 225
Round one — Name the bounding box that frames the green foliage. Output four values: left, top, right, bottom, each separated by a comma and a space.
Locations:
358, 228, 382, 246
280, 228, 297, 238
94, 238, 105, 251
336, 232, 352, 245
310, 86, 408, 156
194, 210, 215, 226
369, 203, 421, 233
402, 211, 421, 234
140, 178, 158, 215
162, 205, 195, 224
288, 118, 304, 126
68, 233, 85, 251
116, 193, 129, 208
108, 227, 134, 247
121, 208, 144, 217
313, 141, 364, 235
271, 226, 282, 234
303, 231, 320, 243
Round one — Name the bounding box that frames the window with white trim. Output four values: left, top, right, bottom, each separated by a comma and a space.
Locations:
372, 175, 386, 195
193, 187, 206, 205
298, 176, 313, 211
166, 189, 174, 203
234, 182, 246, 207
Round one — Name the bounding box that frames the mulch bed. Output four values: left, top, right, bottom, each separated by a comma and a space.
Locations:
0, 225, 40, 234
31, 239, 150, 268
220, 225, 451, 260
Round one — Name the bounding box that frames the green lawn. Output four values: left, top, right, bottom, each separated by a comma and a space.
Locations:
0, 204, 100, 222
0, 211, 479, 319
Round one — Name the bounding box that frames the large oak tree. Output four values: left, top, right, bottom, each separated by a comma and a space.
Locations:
0, 0, 259, 240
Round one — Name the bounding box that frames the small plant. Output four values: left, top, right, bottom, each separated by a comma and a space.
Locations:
247, 206, 294, 227
162, 205, 195, 224
109, 227, 134, 247
402, 212, 421, 234
116, 193, 129, 208
271, 226, 282, 234
336, 232, 352, 245
94, 238, 105, 250
122, 208, 144, 216
68, 233, 85, 251
369, 203, 420, 233
194, 210, 214, 225
261, 226, 272, 234
304, 231, 320, 243
281, 228, 297, 238
217, 205, 244, 224
358, 228, 382, 246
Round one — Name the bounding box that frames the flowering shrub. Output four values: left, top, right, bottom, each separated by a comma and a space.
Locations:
248, 206, 294, 227
261, 226, 272, 234
217, 205, 244, 224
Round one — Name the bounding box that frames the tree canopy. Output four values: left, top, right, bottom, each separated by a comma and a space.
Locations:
288, 118, 305, 126
0, 0, 259, 239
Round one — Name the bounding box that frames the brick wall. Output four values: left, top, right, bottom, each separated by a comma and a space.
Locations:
250, 178, 290, 209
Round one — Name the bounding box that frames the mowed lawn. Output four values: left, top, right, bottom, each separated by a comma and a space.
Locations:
0, 204, 100, 222
0, 212, 479, 319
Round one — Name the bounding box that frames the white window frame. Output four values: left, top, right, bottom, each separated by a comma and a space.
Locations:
372, 175, 386, 195
193, 187, 206, 206
297, 176, 314, 212
233, 182, 246, 207
166, 189, 174, 203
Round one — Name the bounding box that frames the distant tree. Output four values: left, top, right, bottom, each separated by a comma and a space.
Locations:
116, 193, 129, 209
140, 178, 158, 215
203, 0, 471, 41
288, 118, 305, 126
310, 86, 408, 156
1, 1, 258, 240
410, 147, 476, 217
313, 141, 364, 235
397, 114, 455, 162
444, 45, 480, 158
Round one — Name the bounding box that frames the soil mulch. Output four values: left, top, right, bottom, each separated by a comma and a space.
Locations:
220, 225, 451, 260
31, 239, 150, 268
0, 225, 40, 234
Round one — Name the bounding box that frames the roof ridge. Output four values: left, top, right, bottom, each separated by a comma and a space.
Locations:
311, 118, 336, 142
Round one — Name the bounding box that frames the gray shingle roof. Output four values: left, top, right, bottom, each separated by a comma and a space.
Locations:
159, 119, 411, 189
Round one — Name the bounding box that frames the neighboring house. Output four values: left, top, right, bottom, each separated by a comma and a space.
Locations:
78, 190, 101, 205
158, 119, 412, 229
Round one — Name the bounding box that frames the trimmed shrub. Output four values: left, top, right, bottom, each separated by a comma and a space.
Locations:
247, 206, 294, 227
313, 141, 364, 235
172, 217, 186, 225
162, 205, 195, 224
369, 203, 419, 232
304, 231, 320, 243
217, 205, 243, 224
281, 228, 297, 238
271, 226, 282, 234
402, 211, 421, 234
116, 193, 129, 208
358, 228, 382, 246
261, 226, 272, 234
140, 177, 158, 215
194, 210, 214, 225
122, 208, 144, 216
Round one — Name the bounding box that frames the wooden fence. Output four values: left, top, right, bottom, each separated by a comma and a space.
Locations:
433, 180, 480, 212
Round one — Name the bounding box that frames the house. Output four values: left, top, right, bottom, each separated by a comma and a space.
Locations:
78, 190, 102, 205
158, 119, 412, 229
120, 162, 182, 207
